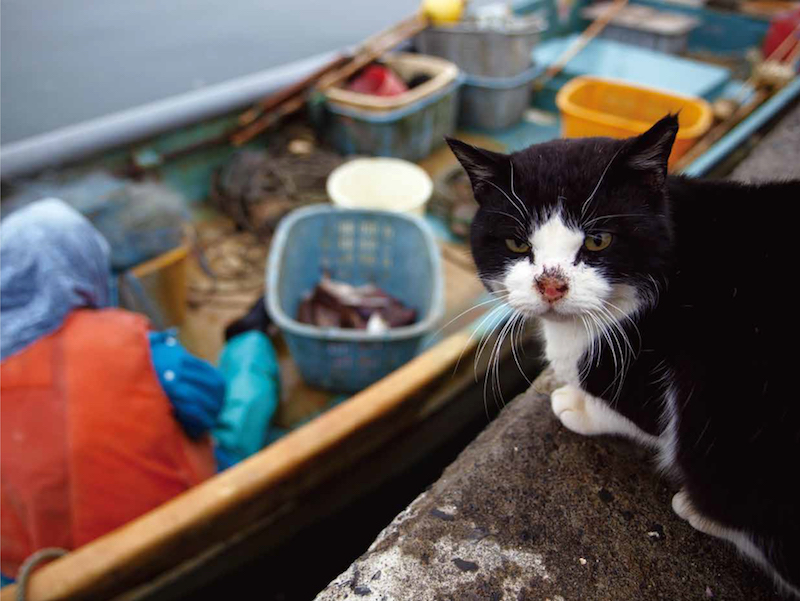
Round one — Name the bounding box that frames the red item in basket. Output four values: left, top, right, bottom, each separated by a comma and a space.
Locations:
347, 64, 409, 97
763, 8, 800, 66
297, 274, 416, 331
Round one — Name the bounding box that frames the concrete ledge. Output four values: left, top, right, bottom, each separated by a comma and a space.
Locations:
316, 372, 778, 600
729, 100, 800, 183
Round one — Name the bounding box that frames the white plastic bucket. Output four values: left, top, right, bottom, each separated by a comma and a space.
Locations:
326, 158, 433, 217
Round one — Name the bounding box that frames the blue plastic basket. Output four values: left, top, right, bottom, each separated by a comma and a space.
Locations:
266, 205, 445, 393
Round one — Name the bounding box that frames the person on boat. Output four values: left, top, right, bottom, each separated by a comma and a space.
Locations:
0, 198, 226, 585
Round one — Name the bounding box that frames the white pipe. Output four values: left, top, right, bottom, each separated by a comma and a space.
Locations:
0, 50, 339, 180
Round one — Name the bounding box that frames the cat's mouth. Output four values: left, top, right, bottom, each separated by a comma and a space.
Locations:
505, 297, 580, 322
507, 290, 621, 323
497, 271, 640, 323
535, 304, 583, 323
540, 306, 571, 319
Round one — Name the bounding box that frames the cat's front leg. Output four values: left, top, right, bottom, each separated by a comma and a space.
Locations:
551, 385, 659, 447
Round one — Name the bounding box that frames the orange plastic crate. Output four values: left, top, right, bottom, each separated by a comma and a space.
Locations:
556, 76, 713, 167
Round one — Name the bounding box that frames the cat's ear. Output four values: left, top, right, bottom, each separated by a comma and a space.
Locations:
623, 114, 679, 180
446, 137, 508, 201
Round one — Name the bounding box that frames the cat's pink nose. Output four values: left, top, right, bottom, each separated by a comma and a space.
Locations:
536, 273, 569, 303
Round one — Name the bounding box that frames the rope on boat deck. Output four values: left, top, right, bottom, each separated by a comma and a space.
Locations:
15, 548, 68, 601
210, 130, 344, 240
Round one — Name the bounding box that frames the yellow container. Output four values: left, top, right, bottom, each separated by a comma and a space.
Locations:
556, 76, 713, 167
129, 243, 190, 326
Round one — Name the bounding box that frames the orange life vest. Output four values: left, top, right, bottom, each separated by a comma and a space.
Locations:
0, 309, 216, 578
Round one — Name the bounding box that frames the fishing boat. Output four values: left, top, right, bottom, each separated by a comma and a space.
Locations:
1, 0, 798, 597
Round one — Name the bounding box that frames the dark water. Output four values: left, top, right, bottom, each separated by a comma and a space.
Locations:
0, 0, 419, 144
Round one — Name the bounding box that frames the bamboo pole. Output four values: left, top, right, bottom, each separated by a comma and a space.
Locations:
237, 54, 350, 127
231, 13, 428, 146
675, 22, 799, 172
533, 0, 629, 91
673, 88, 771, 172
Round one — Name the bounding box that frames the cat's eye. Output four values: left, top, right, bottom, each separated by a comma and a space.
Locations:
584, 233, 613, 252
505, 238, 531, 254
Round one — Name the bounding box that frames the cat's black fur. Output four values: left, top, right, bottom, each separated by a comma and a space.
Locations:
447, 116, 800, 594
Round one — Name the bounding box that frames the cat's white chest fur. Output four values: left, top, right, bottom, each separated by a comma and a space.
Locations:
540, 317, 591, 385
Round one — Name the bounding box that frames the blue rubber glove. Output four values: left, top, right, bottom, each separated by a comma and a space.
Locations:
212, 330, 280, 467
148, 329, 226, 439
213, 446, 239, 472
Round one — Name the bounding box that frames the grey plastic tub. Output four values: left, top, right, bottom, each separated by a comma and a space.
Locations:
597, 23, 693, 55
581, 2, 699, 55
459, 65, 541, 130
415, 15, 544, 78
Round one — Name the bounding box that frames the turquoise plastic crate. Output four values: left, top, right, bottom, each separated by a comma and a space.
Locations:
531, 35, 730, 111
266, 205, 444, 393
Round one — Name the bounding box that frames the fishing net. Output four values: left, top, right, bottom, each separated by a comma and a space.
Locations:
2, 172, 189, 271
210, 128, 345, 239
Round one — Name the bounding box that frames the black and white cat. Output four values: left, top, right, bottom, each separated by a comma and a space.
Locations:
447, 115, 800, 597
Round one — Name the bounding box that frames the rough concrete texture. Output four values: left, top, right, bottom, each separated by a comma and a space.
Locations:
730, 100, 800, 183
315, 372, 781, 600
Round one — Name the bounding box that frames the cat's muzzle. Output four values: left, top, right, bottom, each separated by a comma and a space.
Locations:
535, 269, 569, 303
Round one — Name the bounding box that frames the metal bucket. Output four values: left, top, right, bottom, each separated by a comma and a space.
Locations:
415, 15, 544, 78
459, 65, 541, 130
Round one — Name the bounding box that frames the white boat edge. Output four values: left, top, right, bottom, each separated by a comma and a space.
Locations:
0, 50, 341, 180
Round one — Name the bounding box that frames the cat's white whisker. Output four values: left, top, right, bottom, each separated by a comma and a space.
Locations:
491, 311, 520, 406
597, 302, 638, 355
587, 310, 619, 375
433, 293, 511, 342
485, 210, 528, 235
472, 304, 513, 380
509, 313, 531, 386
480, 179, 528, 223
647, 275, 663, 301
473, 305, 511, 419
602, 299, 644, 355
486, 319, 507, 408
475, 306, 511, 377
580, 146, 625, 217
578, 315, 595, 382
588, 307, 633, 403
596, 305, 635, 401
454, 302, 510, 378
583, 213, 648, 228
509, 161, 529, 216
479, 308, 513, 415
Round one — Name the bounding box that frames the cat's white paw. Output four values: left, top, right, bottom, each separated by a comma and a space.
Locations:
551, 384, 585, 415
551, 385, 660, 445
672, 490, 722, 537
551, 385, 596, 436
672, 490, 694, 522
